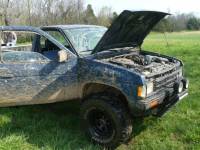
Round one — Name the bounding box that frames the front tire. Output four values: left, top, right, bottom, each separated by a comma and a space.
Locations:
80, 94, 132, 148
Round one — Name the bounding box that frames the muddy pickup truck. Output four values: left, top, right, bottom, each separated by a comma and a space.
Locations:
0, 11, 188, 147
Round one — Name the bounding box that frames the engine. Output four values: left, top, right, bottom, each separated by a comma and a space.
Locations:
102, 52, 180, 78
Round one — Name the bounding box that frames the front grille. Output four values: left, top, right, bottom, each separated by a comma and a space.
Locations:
154, 70, 180, 91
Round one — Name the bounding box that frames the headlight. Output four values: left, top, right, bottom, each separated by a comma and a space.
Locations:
137, 82, 154, 98
146, 82, 154, 95
178, 69, 183, 78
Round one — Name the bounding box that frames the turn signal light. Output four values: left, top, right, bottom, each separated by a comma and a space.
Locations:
137, 86, 146, 98
149, 100, 159, 108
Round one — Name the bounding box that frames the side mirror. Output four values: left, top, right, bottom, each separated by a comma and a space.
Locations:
58, 50, 69, 62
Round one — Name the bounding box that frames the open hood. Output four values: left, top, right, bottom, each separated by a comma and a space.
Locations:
92, 10, 169, 54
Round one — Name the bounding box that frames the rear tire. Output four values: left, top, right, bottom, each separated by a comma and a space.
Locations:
80, 94, 132, 148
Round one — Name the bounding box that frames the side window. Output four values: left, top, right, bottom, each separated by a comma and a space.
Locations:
2, 51, 49, 63
39, 36, 60, 61
45, 30, 70, 48
1, 31, 34, 52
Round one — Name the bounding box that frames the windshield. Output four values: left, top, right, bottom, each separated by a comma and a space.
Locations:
64, 27, 107, 55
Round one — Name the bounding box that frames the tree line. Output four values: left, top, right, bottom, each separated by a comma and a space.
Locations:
0, 0, 199, 32
0, 0, 116, 27
153, 13, 200, 32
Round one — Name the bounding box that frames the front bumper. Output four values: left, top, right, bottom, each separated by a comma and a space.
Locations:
152, 89, 188, 117
136, 87, 188, 117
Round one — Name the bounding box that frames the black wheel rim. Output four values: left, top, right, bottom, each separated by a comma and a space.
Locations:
87, 108, 115, 141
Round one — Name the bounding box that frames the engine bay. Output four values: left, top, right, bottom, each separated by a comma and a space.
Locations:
102, 51, 180, 78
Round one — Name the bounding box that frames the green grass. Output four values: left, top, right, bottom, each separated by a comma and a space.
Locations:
0, 31, 200, 150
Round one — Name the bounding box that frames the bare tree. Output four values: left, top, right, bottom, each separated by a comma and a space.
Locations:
0, 0, 11, 25
27, 0, 32, 25
97, 6, 113, 27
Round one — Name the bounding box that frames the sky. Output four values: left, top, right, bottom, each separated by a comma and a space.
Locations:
85, 0, 200, 16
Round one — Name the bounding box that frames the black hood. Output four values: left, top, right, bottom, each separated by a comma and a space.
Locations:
92, 10, 169, 53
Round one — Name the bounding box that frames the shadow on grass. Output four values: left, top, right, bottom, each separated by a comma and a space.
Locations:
0, 101, 156, 149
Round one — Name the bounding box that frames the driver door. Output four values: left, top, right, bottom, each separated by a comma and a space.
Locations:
0, 29, 78, 106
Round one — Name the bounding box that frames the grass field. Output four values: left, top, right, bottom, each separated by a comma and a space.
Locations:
0, 31, 200, 150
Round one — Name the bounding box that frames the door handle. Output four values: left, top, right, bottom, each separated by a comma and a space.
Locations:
0, 68, 14, 78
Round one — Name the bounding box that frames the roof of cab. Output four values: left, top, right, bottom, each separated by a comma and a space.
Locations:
0, 26, 42, 32
41, 24, 106, 29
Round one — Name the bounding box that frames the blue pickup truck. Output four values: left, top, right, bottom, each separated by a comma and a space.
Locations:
0, 11, 188, 147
